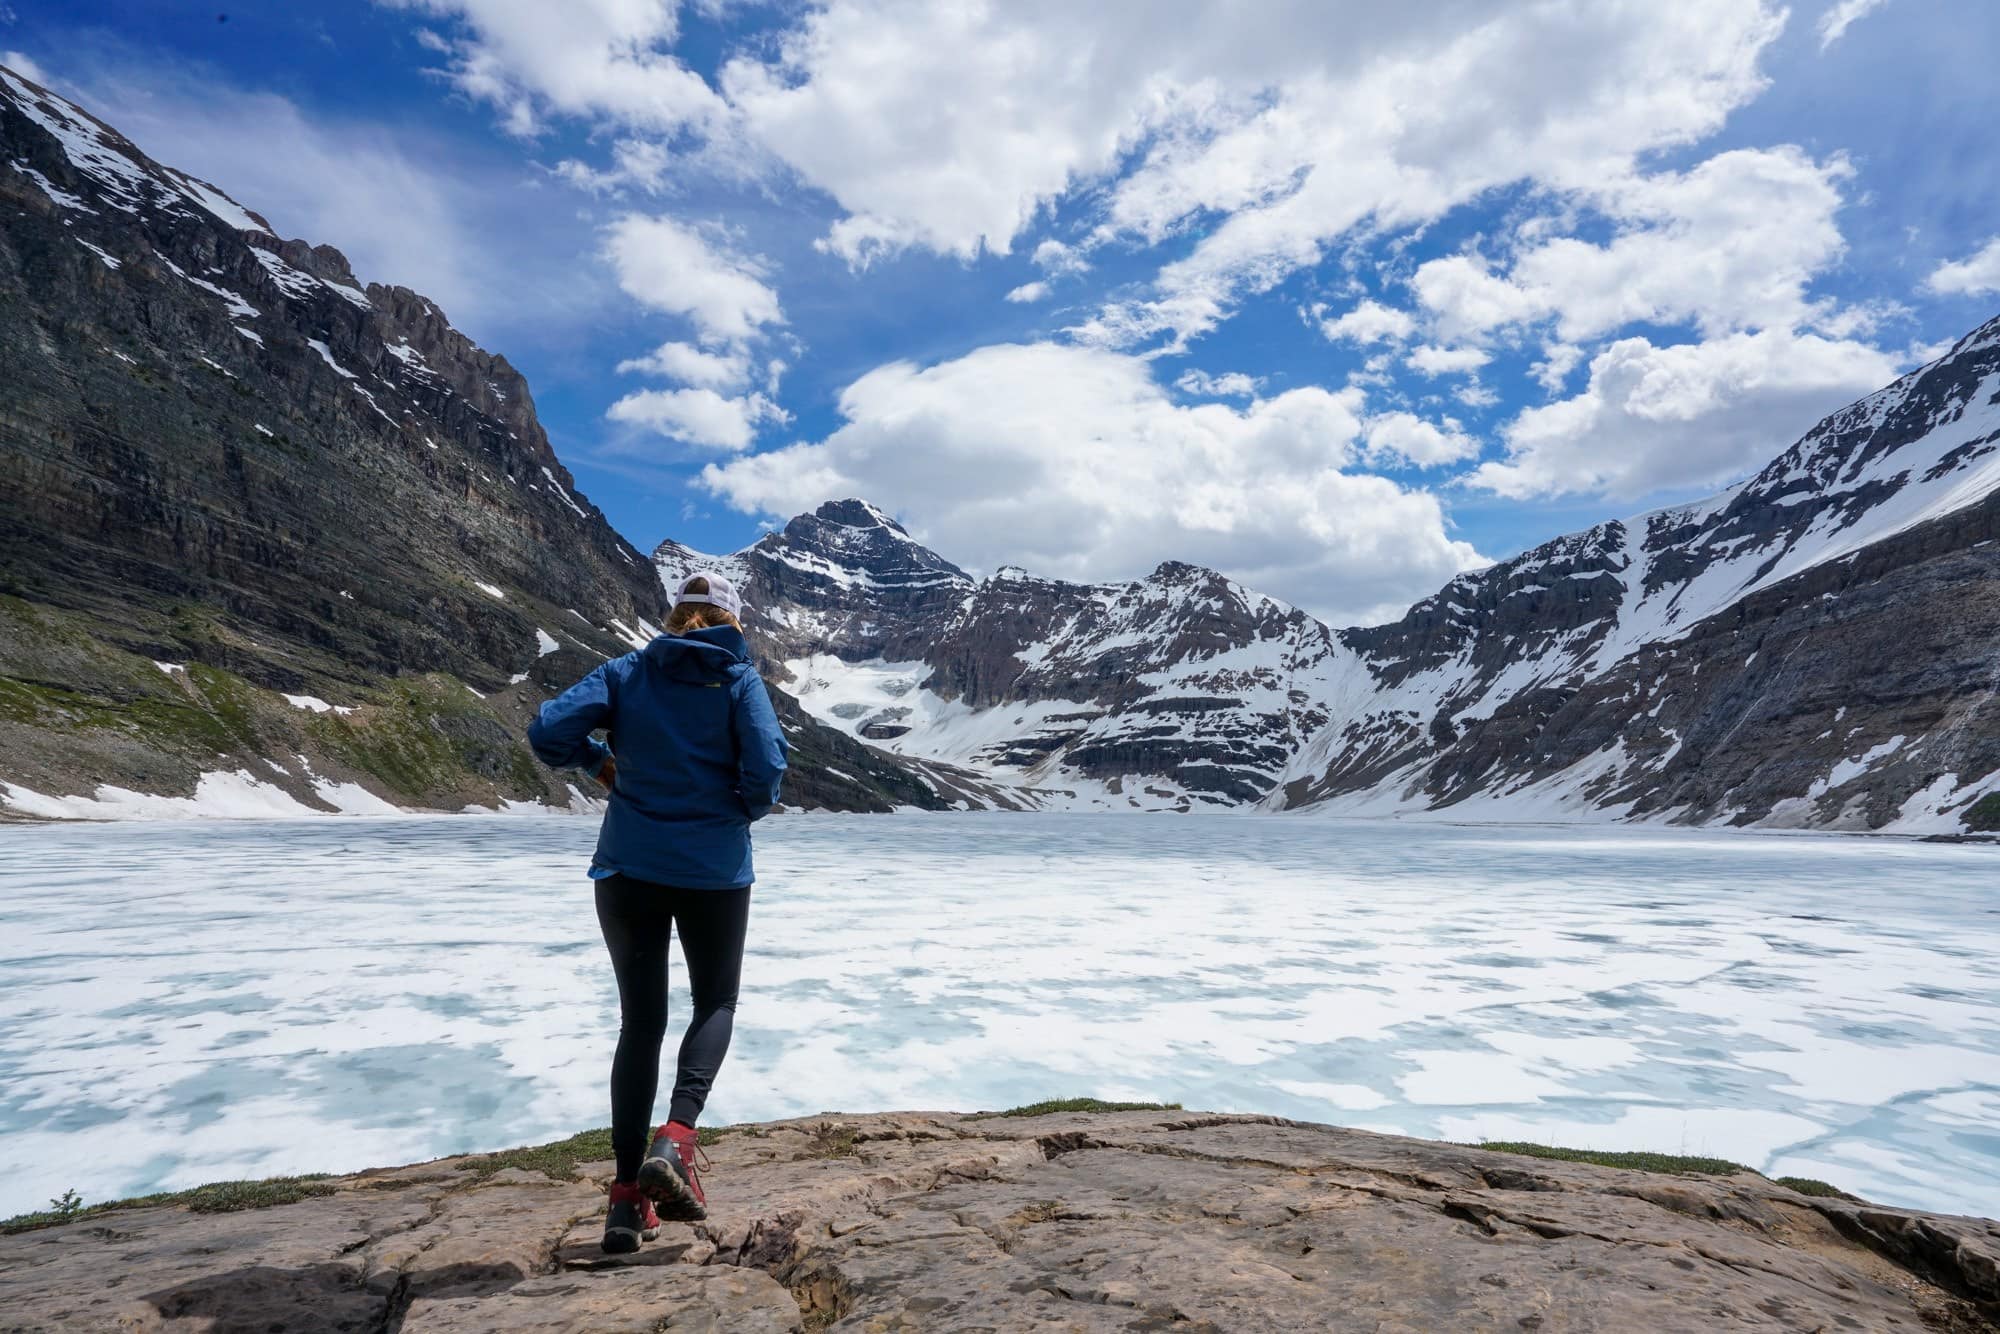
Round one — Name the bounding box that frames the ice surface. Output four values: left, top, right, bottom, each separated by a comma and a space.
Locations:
0, 815, 1993, 1219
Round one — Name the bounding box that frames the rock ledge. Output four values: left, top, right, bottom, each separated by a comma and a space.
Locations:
2, 1110, 1995, 1331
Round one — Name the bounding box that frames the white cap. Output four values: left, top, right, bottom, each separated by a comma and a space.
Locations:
675, 570, 743, 619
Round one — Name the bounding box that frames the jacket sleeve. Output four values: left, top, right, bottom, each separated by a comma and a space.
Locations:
731, 671, 789, 820
527, 662, 615, 773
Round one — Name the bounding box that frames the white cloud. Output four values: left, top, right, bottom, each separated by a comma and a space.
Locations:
1924, 237, 2000, 297
379, 0, 724, 137
2, 49, 48, 85
602, 213, 783, 343
616, 340, 749, 389
1175, 369, 1260, 398
1407, 344, 1490, 377
436, 0, 1781, 307
1414, 148, 1854, 346
553, 137, 675, 194
607, 385, 787, 451
1005, 281, 1051, 304
1817, 0, 1889, 50
1470, 330, 1900, 499
700, 341, 1483, 623
1032, 238, 1090, 276
1531, 343, 1584, 393
1319, 299, 1415, 345
1410, 255, 1548, 344
1081, 2, 1785, 348
1359, 411, 1478, 468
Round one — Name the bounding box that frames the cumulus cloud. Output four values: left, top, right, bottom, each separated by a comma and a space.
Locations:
1359, 412, 1479, 468
700, 342, 1483, 623
1005, 281, 1051, 304
1470, 330, 1900, 499
1318, 299, 1416, 345
1080, 1, 1785, 348
600, 219, 789, 450
379, 0, 723, 137
616, 340, 749, 389
1924, 237, 2000, 297
1414, 148, 1855, 346
1407, 344, 1490, 377
602, 213, 783, 343
607, 385, 788, 451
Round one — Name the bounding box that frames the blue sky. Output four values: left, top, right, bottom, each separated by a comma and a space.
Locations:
6, 0, 1999, 623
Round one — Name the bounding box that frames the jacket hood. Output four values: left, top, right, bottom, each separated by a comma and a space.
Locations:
644, 623, 751, 681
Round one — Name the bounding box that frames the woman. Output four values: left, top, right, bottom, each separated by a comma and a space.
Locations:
528, 571, 789, 1254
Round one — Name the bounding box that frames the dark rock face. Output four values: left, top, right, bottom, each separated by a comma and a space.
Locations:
3, 1110, 1994, 1331
0, 65, 935, 816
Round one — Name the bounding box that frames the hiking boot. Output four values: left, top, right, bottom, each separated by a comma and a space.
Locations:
602, 1182, 660, 1254
638, 1121, 708, 1221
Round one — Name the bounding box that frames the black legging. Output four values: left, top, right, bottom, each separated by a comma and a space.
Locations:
595, 873, 752, 1183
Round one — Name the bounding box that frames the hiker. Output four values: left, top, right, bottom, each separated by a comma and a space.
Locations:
527, 571, 789, 1254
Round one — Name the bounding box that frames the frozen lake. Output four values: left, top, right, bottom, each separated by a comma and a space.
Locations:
0, 813, 1995, 1218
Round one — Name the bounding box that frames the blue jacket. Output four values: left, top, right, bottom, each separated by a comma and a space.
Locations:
527, 624, 789, 890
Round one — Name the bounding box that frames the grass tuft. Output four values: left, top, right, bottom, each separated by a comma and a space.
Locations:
802, 1121, 859, 1159
974, 1098, 1184, 1120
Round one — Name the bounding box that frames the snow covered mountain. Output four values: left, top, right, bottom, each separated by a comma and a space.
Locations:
660, 318, 2000, 831
0, 63, 937, 817
658, 503, 1346, 810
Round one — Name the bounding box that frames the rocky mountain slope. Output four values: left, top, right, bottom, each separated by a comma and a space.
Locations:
0, 63, 934, 818
1288, 314, 2000, 831
3, 1108, 1995, 1331
660, 320, 2000, 831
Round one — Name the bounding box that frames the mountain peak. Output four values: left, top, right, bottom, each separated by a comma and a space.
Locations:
805, 497, 908, 535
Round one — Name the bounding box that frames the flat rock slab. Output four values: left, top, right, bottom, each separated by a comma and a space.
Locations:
2, 1111, 1994, 1332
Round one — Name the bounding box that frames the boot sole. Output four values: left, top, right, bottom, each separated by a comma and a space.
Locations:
601, 1225, 643, 1254
638, 1153, 708, 1222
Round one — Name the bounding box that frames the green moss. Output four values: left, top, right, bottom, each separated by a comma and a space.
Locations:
1963, 792, 2000, 833
308, 674, 534, 800
0, 672, 242, 753
0, 1176, 336, 1235
972, 1098, 1184, 1120
463, 1128, 616, 1181
1474, 1142, 1754, 1176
